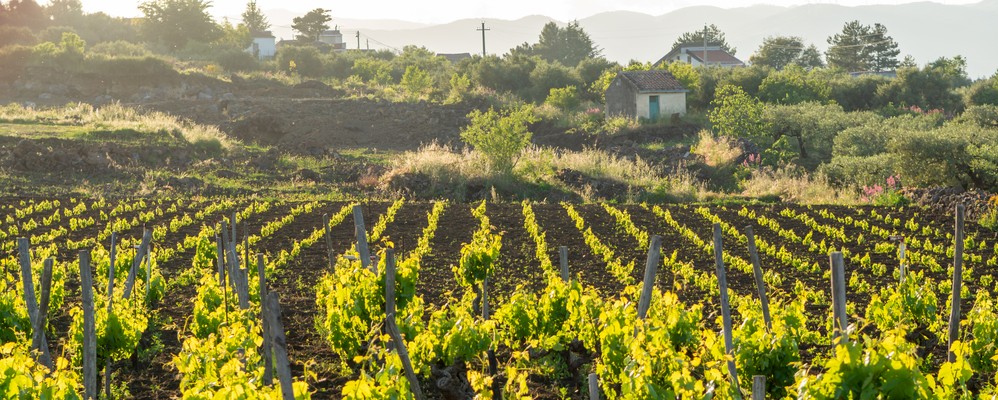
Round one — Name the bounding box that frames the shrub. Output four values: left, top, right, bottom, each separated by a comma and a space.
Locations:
763, 102, 879, 169
887, 123, 998, 189
276, 45, 323, 78
90, 40, 152, 58
828, 74, 891, 111
528, 59, 582, 102
961, 105, 998, 128
214, 48, 258, 72
545, 86, 580, 111
0, 25, 37, 47
400, 65, 432, 100
88, 56, 177, 81
965, 77, 998, 106
708, 84, 767, 139
758, 64, 830, 104
445, 73, 472, 104
460, 106, 537, 176
820, 154, 895, 187
0, 45, 34, 79
352, 56, 393, 84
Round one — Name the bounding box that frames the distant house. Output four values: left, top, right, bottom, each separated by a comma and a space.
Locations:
318, 28, 347, 50
605, 70, 688, 120
247, 31, 276, 59
438, 53, 472, 64
656, 43, 745, 68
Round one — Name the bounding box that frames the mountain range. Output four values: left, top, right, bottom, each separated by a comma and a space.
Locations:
264, 1, 998, 78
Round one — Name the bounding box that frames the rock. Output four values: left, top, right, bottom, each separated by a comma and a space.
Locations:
21, 101, 35, 109
221, 92, 236, 101
197, 91, 214, 100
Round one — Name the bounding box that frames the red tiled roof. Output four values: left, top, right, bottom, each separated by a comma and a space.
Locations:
619, 70, 687, 92
688, 50, 744, 65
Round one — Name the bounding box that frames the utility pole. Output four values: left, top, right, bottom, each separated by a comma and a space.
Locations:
477, 21, 490, 57
356, 31, 361, 50
366, 39, 369, 50
702, 24, 708, 69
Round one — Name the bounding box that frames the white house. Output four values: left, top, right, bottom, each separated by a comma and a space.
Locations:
605, 70, 688, 120
656, 43, 745, 68
247, 31, 276, 59
318, 28, 347, 50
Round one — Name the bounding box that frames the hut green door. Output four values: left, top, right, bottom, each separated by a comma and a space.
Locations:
649, 95, 660, 119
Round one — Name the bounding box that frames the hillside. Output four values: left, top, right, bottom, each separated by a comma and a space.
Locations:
277, 2, 998, 77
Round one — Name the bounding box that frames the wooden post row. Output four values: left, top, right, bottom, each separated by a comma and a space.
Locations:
830, 252, 848, 344
384, 249, 425, 400
80, 250, 97, 400
948, 204, 965, 362
35, 259, 53, 369
712, 224, 741, 394
353, 205, 372, 273
257, 253, 274, 384
745, 226, 772, 332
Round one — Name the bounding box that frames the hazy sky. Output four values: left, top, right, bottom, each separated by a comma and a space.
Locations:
82, 0, 981, 23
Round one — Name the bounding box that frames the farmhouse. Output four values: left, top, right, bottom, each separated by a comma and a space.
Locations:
656, 43, 745, 68
247, 31, 276, 60
605, 70, 688, 120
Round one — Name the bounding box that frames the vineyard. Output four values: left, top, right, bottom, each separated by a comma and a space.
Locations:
2, 196, 998, 399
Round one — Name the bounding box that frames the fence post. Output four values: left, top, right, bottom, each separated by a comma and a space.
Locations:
636, 236, 662, 323
713, 224, 741, 394
830, 252, 848, 344
34, 258, 53, 369
752, 375, 766, 400
257, 253, 273, 384
324, 213, 335, 272
384, 249, 426, 400
105, 233, 116, 400
80, 250, 97, 400
17, 238, 39, 330
588, 373, 600, 400
353, 205, 372, 273
948, 204, 965, 362
899, 242, 907, 284
559, 246, 569, 282
264, 292, 295, 400
123, 229, 151, 299
745, 226, 772, 332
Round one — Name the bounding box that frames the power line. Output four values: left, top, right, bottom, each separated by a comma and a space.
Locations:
477, 21, 490, 57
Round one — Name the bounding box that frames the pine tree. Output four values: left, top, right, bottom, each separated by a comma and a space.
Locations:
241, 0, 270, 33
826, 20, 871, 72
867, 23, 900, 72
672, 24, 735, 54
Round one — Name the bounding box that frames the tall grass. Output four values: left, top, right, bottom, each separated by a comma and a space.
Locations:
741, 166, 861, 204
0, 102, 239, 151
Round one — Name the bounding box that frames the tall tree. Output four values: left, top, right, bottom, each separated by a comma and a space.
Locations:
750, 36, 823, 70
44, 0, 83, 25
866, 23, 900, 72
826, 20, 871, 72
672, 24, 735, 54
511, 21, 600, 67
0, 0, 47, 28
292, 8, 330, 42
240, 0, 269, 33
139, 0, 219, 50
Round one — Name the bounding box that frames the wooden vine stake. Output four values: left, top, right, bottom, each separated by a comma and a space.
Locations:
123, 229, 151, 299
752, 376, 766, 400
17, 238, 49, 367
588, 373, 600, 400
383, 249, 425, 400
636, 235, 662, 327
263, 292, 294, 400
559, 246, 569, 282
80, 250, 97, 400
830, 252, 848, 344
257, 254, 274, 383
35, 259, 54, 369
105, 232, 117, 400
323, 213, 335, 272
353, 205, 372, 273
948, 203, 965, 362
745, 226, 772, 331
899, 242, 907, 284
712, 224, 741, 394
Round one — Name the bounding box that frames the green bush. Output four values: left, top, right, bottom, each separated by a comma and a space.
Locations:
401, 65, 432, 100
545, 86, 580, 111
352, 56, 393, 84
90, 40, 152, 58
214, 48, 258, 72
764, 102, 879, 169
460, 105, 537, 175
276, 45, 323, 78
719, 64, 771, 98
528, 59, 582, 102
0, 25, 36, 47
708, 84, 767, 139
820, 153, 895, 187
965, 77, 998, 107
89, 56, 177, 80
0, 45, 34, 79
758, 64, 829, 105
828, 74, 891, 111
961, 105, 998, 128
888, 123, 998, 189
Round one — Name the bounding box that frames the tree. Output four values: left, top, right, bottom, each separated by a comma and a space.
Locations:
460, 105, 537, 176
0, 0, 47, 28
292, 8, 331, 42
708, 84, 767, 139
672, 24, 735, 54
866, 23, 900, 72
750, 36, 825, 70
44, 0, 83, 25
826, 20, 870, 72
401, 65, 432, 100
241, 0, 269, 33
139, 0, 219, 50
512, 21, 600, 68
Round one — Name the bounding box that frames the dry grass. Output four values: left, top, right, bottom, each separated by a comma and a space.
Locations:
741, 166, 861, 204
693, 130, 742, 168
0, 102, 239, 150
